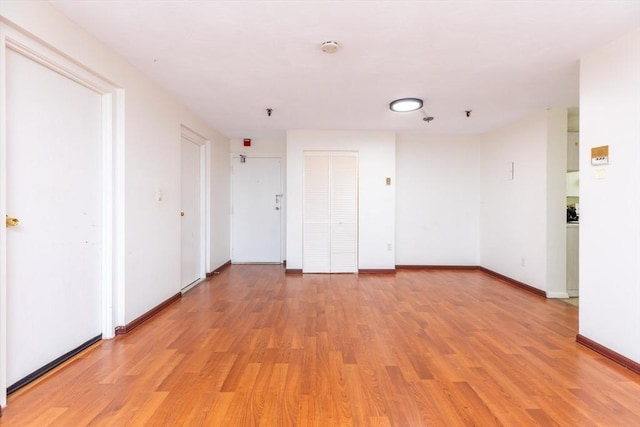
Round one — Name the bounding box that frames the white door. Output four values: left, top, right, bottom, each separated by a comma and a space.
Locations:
303, 155, 331, 272
5, 48, 103, 388
303, 152, 358, 273
180, 138, 202, 289
231, 156, 282, 263
329, 155, 359, 272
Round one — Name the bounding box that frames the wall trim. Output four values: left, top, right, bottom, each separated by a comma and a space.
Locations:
359, 269, 396, 274
7, 334, 102, 395
206, 260, 231, 277
114, 293, 181, 335
181, 278, 205, 294
396, 265, 479, 270
478, 267, 547, 298
576, 334, 640, 375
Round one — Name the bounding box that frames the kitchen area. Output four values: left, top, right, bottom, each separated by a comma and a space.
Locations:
566, 108, 579, 302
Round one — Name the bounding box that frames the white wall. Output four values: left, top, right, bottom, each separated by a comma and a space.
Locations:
210, 142, 231, 273
479, 108, 567, 295
545, 109, 569, 298
0, 1, 231, 325
395, 135, 480, 265
230, 138, 285, 154
480, 110, 561, 292
286, 130, 395, 270
579, 28, 640, 362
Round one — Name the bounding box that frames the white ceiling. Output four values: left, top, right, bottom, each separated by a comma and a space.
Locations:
49, 0, 640, 140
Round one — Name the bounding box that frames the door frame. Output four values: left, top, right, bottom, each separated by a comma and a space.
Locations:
180, 125, 210, 292
230, 153, 285, 263
0, 24, 124, 408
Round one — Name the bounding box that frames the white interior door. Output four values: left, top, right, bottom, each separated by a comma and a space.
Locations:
5, 48, 103, 388
329, 155, 358, 272
303, 155, 331, 272
231, 156, 282, 263
303, 152, 358, 273
180, 138, 202, 289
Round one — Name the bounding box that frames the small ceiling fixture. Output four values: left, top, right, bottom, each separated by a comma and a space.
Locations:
321, 40, 339, 53
390, 98, 423, 112
420, 108, 434, 123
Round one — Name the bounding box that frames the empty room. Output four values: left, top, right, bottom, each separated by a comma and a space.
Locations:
1, 1, 639, 425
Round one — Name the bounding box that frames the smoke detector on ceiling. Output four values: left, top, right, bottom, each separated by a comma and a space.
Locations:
321, 40, 339, 53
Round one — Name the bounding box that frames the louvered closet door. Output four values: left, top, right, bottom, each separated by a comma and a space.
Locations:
330, 155, 358, 272
303, 153, 358, 273
303, 155, 331, 272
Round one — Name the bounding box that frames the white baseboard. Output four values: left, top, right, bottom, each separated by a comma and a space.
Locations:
181, 278, 205, 294
547, 291, 570, 299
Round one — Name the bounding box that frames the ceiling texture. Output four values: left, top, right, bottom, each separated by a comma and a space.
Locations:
49, 0, 640, 140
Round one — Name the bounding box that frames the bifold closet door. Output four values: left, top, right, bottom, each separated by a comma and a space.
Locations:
303, 153, 358, 273
329, 155, 358, 272
303, 155, 331, 272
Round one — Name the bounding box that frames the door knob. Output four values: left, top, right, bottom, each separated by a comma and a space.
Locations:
6, 215, 19, 227
180, 212, 185, 217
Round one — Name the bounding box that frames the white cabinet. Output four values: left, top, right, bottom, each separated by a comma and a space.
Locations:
567, 132, 579, 172
567, 224, 579, 296
303, 152, 358, 273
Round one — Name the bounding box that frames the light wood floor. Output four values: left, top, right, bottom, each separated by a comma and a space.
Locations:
2, 265, 639, 426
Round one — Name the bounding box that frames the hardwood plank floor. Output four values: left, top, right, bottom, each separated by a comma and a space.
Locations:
2, 265, 639, 426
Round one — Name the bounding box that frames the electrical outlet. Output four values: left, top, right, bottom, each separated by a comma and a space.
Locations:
521, 256, 526, 267
387, 243, 392, 251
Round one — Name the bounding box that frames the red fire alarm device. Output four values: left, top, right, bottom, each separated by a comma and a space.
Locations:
243, 138, 251, 147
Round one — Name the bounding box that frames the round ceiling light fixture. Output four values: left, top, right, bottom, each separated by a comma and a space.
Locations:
321, 40, 339, 53
389, 98, 422, 113
390, 98, 423, 112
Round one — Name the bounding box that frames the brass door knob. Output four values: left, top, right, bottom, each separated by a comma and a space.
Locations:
6, 215, 19, 227
180, 212, 185, 217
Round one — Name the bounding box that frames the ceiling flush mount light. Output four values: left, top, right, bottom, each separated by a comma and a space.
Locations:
321, 40, 339, 53
390, 98, 423, 112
